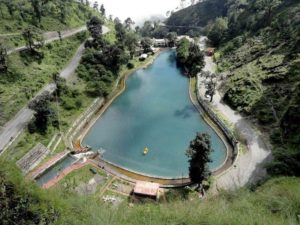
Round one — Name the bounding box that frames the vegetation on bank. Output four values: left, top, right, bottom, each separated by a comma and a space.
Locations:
176, 38, 205, 77
77, 16, 141, 98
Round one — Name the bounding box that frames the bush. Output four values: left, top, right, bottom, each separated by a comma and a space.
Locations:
127, 62, 135, 69
27, 120, 37, 134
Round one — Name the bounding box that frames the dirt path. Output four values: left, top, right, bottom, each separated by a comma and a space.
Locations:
198, 37, 272, 190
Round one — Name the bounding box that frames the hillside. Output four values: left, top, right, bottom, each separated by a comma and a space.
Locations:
168, 0, 300, 177
1, 1, 300, 225
166, 0, 228, 33
0, 0, 93, 33
1, 160, 300, 225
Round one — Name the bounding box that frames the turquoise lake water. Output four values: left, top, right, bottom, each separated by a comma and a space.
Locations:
82, 50, 226, 178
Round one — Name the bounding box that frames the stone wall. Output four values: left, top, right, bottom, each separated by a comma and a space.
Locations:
196, 78, 238, 157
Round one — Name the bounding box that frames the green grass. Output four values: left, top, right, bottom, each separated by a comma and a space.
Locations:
103, 20, 117, 44
0, 1, 95, 34
0, 34, 85, 127
2, 80, 94, 163
2, 160, 300, 225
53, 164, 109, 195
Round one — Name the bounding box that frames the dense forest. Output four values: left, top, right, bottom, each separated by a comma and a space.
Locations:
168, 0, 300, 177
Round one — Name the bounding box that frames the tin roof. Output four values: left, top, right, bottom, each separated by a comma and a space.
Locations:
133, 181, 160, 197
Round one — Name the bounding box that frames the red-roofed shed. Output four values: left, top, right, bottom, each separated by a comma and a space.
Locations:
133, 181, 160, 199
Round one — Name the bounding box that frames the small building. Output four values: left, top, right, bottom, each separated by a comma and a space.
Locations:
133, 181, 160, 200
150, 46, 159, 53
177, 35, 194, 43
139, 54, 148, 61
152, 39, 169, 47
134, 47, 144, 56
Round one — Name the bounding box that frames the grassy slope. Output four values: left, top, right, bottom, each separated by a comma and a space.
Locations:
0, 1, 92, 33
0, 0, 100, 48
0, 34, 86, 127
166, 0, 227, 31
216, 1, 300, 157
1, 161, 299, 225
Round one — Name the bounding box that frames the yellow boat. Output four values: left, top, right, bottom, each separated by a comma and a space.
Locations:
143, 147, 149, 155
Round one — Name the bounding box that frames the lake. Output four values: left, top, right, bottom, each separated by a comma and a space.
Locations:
82, 49, 226, 178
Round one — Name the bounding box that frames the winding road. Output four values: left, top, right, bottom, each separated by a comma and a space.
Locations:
198, 37, 272, 190
0, 26, 109, 155
7, 26, 88, 55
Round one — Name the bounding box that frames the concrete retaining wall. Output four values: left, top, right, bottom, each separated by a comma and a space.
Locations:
64, 98, 104, 148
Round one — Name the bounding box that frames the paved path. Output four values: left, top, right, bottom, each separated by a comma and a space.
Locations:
7, 26, 88, 55
0, 26, 109, 155
0, 32, 20, 37
198, 37, 272, 190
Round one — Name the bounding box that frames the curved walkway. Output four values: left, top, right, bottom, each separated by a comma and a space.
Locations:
0, 26, 109, 155
198, 38, 272, 190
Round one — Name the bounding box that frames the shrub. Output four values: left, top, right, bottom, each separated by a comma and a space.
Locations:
127, 62, 134, 69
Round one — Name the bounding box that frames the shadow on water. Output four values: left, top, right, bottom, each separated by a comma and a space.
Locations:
167, 51, 177, 66
167, 50, 188, 77
174, 105, 197, 119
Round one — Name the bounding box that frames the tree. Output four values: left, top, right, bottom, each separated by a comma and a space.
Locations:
57, 31, 62, 41
124, 17, 135, 30
0, 43, 8, 72
140, 21, 154, 37
176, 39, 204, 77
87, 16, 104, 39
30, 0, 42, 23
208, 17, 228, 46
22, 27, 44, 52
100, 4, 105, 16
176, 38, 190, 65
166, 32, 177, 47
135, 26, 140, 34
141, 37, 153, 53
186, 43, 204, 77
85, 65, 114, 97
4, 0, 15, 17
17, 2, 27, 20
125, 32, 139, 58
115, 19, 126, 42
52, 73, 67, 97
203, 71, 217, 102
255, 0, 282, 25
28, 91, 52, 133
186, 133, 213, 189
57, 0, 67, 23
93, 1, 99, 11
